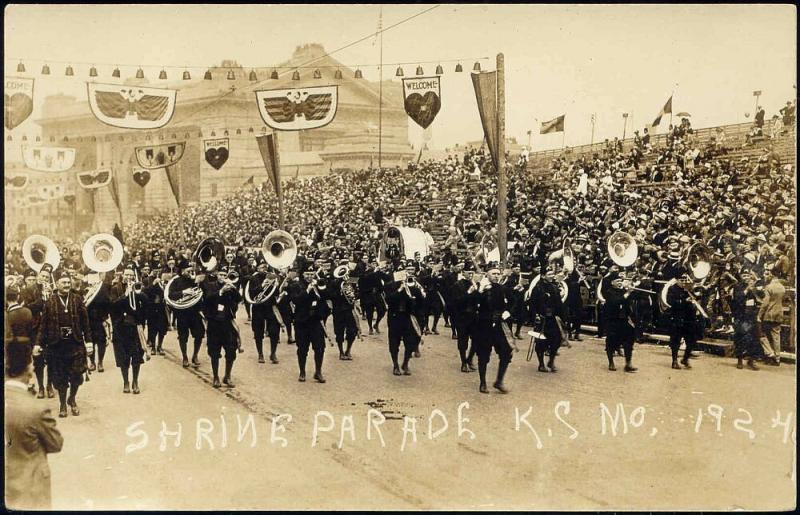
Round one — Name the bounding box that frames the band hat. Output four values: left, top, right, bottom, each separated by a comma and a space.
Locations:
177, 258, 191, 270
54, 269, 71, 281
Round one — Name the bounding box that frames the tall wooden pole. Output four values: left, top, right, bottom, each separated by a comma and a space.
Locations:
496, 53, 507, 265
377, 5, 383, 171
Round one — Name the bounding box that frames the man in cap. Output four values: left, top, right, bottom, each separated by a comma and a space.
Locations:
730, 268, 760, 370
384, 261, 425, 376
142, 271, 169, 356
289, 264, 329, 383
167, 259, 206, 368
531, 264, 567, 372
109, 265, 148, 394
33, 269, 94, 417
22, 264, 56, 399
603, 272, 638, 372
665, 270, 706, 369
757, 266, 786, 366
473, 263, 514, 393
357, 258, 389, 335
246, 259, 283, 364
450, 260, 479, 372
201, 266, 242, 387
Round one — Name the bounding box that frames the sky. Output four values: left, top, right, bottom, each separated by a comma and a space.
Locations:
4, 4, 797, 153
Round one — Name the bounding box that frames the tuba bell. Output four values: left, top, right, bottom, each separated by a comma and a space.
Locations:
23, 235, 61, 273
608, 231, 638, 268
82, 233, 124, 307
547, 236, 576, 274
164, 273, 204, 310
333, 264, 350, 280
684, 242, 712, 280
380, 226, 430, 262
194, 237, 226, 273
262, 230, 297, 270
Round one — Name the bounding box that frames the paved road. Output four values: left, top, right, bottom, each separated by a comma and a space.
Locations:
44, 309, 796, 510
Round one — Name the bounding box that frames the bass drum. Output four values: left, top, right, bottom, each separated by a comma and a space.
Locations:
381, 226, 430, 261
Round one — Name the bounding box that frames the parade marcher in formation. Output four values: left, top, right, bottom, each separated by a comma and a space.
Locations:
109, 265, 148, 394
357, 259, 388, 335
6, 287, 34, 348
666, 270, 706, 369
168, 260, 206, 368
86, 273, 112, 372
327, 263, 360, 361
510, 271, 529, 339
757, 265, 786, 366
142, 274, 169, 356
531, 265, 567, 373
4, 339, 64, 510
730, 269, 760, 370
565, 266, 584, 341
33, 269, 94, 417
450, 261, 478, 372
603, 272, 638, 372
289, 265, 328, 383
421, 261, 445, 335
201, 266, 242, 387
473, 263, 514, 393
407, 261, 427, 358
246, 260, 283, 364
384, 261, 424, 376
22, 265, 55, 398
440, 261, 460, 339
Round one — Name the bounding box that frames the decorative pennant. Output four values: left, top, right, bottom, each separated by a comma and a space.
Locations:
76, 168, 112, 189
134, 142, 185, 170
402, 76, 441, 129
255, 85, 338, 131
87, 83, 177, 129
470, 71, 499, 169
204, 138, 230, 170
132, 167, 151, 187
255, 134, 281, 197
4, 77, 35, 130
22, 145, 76, 172
4, 172, 29, 190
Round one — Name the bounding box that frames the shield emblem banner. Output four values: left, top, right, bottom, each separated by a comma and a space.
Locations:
4, 77, 34, 130
4, 173, 29, 190
204, 138, 230, 170
255, 85, 338, 131
88, 83, 177, 130
132, 167, 151, 187
22, 145, 76, 172
402, 76, 441, 129
135, 142, 185, 170
76, 169, 112, 189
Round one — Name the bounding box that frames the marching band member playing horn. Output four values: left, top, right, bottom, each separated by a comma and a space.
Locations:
357, 257, 388, 335
168, 259, 206, 368
289, 264, 329, 383
531, 264, 567, 373
603, 272, 638, 372
384, 261, 425, 377
201, 266, 242, 388
142, 272, 168, 356
109, 265, 148, 394
33, 269, 94, 418
450, 260, 479, 372
247, 258, 284, 364
474, 263, 514, 394
327, 261, 360, 361
665, 269, 706, 370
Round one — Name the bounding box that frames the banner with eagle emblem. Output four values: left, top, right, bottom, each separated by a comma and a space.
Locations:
132, 167, 151, 187
5, 172, 29, 191
22, 145, 76, 172
4, 77, 34, 130
402, 77, 441, 129
255, 85, 338, 131
204, 138, 229, 170
76, 168, 112, 190
134, 142, 185, 170
88, 83, 177, 130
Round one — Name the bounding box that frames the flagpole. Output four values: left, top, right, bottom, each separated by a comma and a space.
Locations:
377, 5, 383, 171
590, 114, 595, 146
496, 53, 508, 265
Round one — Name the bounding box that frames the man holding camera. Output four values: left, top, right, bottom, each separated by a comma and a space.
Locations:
33, 269, 94, 418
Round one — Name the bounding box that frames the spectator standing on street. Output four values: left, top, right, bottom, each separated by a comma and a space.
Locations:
757, 266, 786, 366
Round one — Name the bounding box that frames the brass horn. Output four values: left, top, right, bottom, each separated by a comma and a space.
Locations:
194, 237, 226, 273
262, 230, 297, 270
23, 235, 61, 273
333, 264, 350, 279
608, 231, 638, 268
684, 242, 711, 280
82, 233, 124, 273
562, 237, 575, 273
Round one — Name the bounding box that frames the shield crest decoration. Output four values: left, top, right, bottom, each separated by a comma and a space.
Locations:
135, 142, 185, 170
4, 77, 35, 130
88, 83, 177, 130
22, 146, 76, 172
402, 77, 441, 129
255, 85, 338, 131
77, 169, 112, 190
5, 173, 29, 190
204, 138, 230, 170
132, 167, 151, 187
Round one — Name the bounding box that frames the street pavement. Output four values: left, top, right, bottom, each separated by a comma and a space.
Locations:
44, 308, 796, 510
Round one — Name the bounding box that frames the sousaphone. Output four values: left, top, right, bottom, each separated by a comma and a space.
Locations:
23, 234, 61, 273
194, 237, 226, 273
82, 233, 124, 306
598, 231, 638, 304
262, 230, 297, 270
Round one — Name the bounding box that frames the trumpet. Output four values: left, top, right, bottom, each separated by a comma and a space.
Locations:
620, 279, 657, 295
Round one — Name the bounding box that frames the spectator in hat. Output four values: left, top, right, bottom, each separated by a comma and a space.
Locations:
757, 266, 786, 366
730, 268, 760, 370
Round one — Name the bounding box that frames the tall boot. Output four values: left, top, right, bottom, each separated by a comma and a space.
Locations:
191, 338, 202, 367
547, 351, 557, 372
671, 346, 681, 369
478, 360, 488, 393
67, 384, 80, 415
255, 339, 265, 363
179, 339, 189, 367
337, 341, 345, 360
298, 351, 307, 381
391, 348, 401, 375
97, 344, 106, 371
35, 366, 45, 398
131, 364, 141, 393
122, 366, 131, 393
624, 345, 637, 372
401, 350, 412, 376
607, 350, 616, 371
157, 335, 165, 355
431, 315, 440, 334
313, 352, 326, 383
537, 351, 548, 372
210, 357, 221, 387
57, 388, 68, 418
494, 360, 510, 393
344, 339, 354, 359
269, 338, 279, 364
223, 359, 235, 387
467, 346, 477, 371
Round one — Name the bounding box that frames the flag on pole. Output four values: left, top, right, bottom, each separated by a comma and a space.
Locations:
540, 115, 565, 134
112, 223, 124, 246
471, 70, 499, 168
256, 134, 281, 197
651, 95, 673, 127
164, 165, 181, 206
108, 174, 121, 212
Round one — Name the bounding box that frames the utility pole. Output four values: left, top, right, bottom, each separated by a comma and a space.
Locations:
590, 113, 596, 146
622, 112, 629, 141
753, 90, 762, 122
377, 5, 383, 171
496, 53, 507, 265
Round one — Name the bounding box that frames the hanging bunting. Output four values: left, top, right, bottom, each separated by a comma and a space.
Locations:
4, 172, 29, 190
255, 85, 338, 131
164, 166, 181, 206
134, 141, 185, 169
4, 77, 35, 130
22, 145, 76, 172
255, 134, 281, 197
76, 168, 112, 189
204, 138, 229, 170
470, 70, 499, 169
132, 167, 151, 187
401, 76, 441, 129
87, 83, 177, 129
108, 173, 122, 213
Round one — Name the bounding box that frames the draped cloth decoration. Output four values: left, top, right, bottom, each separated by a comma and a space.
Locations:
76, 169, 112, 190
402, 76, 441, 129
470, 71, 499, 169
164, 166, 181, 206
5, 172, 29, 190
256, 134, 281, 197
22, 146, 76, 172
4, 77, 34, 130
87, 83, 177, 129
255, 86, 338, 131
134, 142, 185, 169
108, 173, 121, 213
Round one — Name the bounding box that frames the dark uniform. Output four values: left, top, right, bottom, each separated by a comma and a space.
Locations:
142, 281, 169, 354
384, 279, 424, 375
603, 283, 637, 371
22, 283, 53, 397
565, 270, 583, 340
246, 272, 283, 363
358, 267, 389, 334
451, 276, 478, 370
666, 277, 705, 369
325, 276, 360, 359
86, 280, 112, 370
109, 283, 147, 390
531, 277, 566, 372
167, 273, 206, 366
289, 277, 328, 382
474, 281, 513, 392
421, 269, 445, 334
730, 277, 760, 368
202, 276, 242, 387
